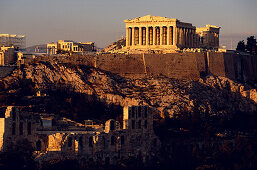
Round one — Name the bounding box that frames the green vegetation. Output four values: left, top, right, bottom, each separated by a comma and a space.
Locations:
236, 36, 257, 55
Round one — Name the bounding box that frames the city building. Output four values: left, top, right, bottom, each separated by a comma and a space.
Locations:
0, 105, 160, 164
0, 34, 26, 50
124, 15, 220, 52
47, 40, 96, 55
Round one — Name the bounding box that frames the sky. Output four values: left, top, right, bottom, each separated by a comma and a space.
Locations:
0, 0, 256, 49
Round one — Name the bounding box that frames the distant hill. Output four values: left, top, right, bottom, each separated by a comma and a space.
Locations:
25, 44, 47, 53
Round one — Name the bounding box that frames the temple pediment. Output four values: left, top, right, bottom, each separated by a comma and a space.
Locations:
124, 15, 177, 23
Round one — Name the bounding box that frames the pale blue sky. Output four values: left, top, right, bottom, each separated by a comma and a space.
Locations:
0, 0, 256, 49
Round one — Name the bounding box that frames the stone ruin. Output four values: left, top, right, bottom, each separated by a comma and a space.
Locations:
0, 105, 160, 165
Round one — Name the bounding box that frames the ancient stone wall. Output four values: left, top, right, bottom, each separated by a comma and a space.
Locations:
94, 53, 257, 83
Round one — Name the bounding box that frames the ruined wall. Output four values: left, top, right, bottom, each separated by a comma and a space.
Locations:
94, 53, 257, 83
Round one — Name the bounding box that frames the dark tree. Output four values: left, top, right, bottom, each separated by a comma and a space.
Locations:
236, 40, 246, 52
246, 36, 257, 55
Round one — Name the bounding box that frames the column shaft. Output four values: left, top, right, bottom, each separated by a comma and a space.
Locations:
167, 26, 170, 45
160, 26, 163, 45
132, 27, 135, 46
139, 27, 142, 46
146, 27, 149, 46
153, 26, 156, 45
173, 27, 177, 46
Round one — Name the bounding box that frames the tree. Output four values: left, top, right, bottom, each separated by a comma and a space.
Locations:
236, 40, 246, 52
246, 36, 257, 55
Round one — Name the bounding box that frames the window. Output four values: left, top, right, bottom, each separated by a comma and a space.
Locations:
19, 122, 23, 135
68, 137, 72, 147
27, 122, 31, 135
12, 123, 16, 135
132, 120, 135, 129
144, 120, 147, 129
121, 136, 124, 145
111, 136, 115, 145
89, 137, 93, 147
138, 120, 141, 129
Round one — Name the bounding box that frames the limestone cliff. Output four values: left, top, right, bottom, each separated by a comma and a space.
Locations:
0, 60, 257, 119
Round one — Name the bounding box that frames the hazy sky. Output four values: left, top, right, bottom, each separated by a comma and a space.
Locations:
1, 0, 256, 49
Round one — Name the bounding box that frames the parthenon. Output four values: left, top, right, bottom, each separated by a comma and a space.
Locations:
124, 15, 220, 51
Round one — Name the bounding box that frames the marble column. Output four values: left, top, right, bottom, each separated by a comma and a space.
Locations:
139, 27, 142, 46
132, 27, 135, 46
190, 29, 193, 48
173, 27, 177, 46
146, 27, 149, 46
126, 27, 129, 47
160, 26, 163, 45
153, 26, 156, 45
183, 28, 186, 47
167, 26, 170, 45
180, 28, 183, 46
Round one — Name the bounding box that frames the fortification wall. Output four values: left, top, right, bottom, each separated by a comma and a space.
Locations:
94, 52, 257, 83
95, 53, 208, 80
143, 53, 204, 80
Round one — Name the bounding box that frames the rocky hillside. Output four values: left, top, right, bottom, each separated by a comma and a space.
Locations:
102, 38, 126, 52
0, 59, 257, 120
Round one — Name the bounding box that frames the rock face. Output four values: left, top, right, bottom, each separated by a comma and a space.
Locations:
103, 38, 126, 52
1, 60, 257, 118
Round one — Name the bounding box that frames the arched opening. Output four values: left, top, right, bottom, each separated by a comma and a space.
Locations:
132, 120, 135, 129
36, 140, 41, 151
138, 107, 141, 117
121, 136, 124, 145
27, 122, 31, 135
68, 137, 72, 147
111, 136, 115, 145
19, 122, 23, 135
12, 123, 16, 135
89, 136, 93, 147
79, 136, 83, 148
110, 120, 115, 131
138, 120, 141, 129
144, 107, 147, 118
144, 120, 147, 129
